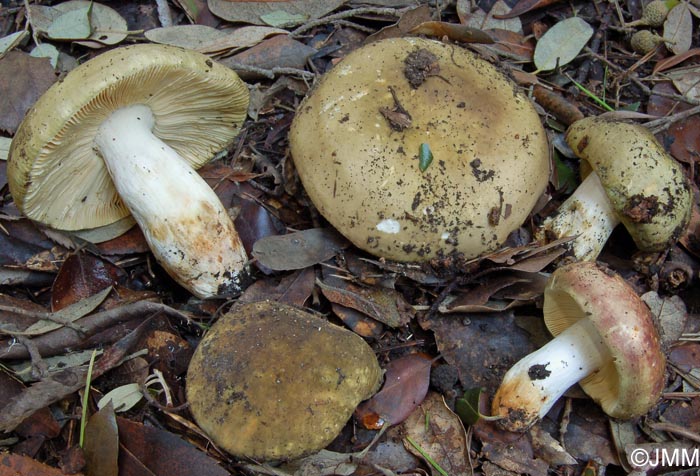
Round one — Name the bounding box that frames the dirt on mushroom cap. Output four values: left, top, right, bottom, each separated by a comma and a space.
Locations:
289, 37, 550, 262
186, 300, 383, 461
565, 117, 692, 252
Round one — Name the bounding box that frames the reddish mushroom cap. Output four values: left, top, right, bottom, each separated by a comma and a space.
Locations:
543, 262, 665, 419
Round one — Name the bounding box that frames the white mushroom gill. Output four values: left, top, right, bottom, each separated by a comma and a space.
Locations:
93, 104, 248, 298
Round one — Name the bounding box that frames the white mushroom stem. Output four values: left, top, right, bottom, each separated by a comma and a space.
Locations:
491, 317, 611, 431
539, 172, 619, 261
93, 104, 248, 298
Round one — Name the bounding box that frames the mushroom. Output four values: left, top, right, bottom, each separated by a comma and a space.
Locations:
539, 117, 692, 261
289, 37, 549, 262
8, 44, 250, 298
186, 300, 383, 461
491, 262, 665, 432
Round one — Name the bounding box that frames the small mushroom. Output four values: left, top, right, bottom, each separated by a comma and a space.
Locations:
491, 262, 665, 432
539, 117, 692, 261
186, 301, 383, 461
289, 37, 549, 262
8, 44, 250, 298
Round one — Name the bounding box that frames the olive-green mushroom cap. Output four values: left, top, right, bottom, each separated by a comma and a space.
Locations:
186, 301, 383, 461
289, 37, 549, 262
8, 44, 249, 237
565, 117, 692, 252
544, 262, 665, 419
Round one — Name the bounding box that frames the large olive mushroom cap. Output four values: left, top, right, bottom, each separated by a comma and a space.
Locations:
8, 43, 249, 234
186, 301, 383, 461
565, 117, 692, 252
289, 37, 549, 262
544, 262, 665, 418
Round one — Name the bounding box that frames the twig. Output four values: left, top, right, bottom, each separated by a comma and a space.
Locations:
0, 301, 193, 360
15, 335, 48, 378
643, 104, 700, 134
647, 422, 700, 444
226, 62, 316, 80
290, 7, 407, 37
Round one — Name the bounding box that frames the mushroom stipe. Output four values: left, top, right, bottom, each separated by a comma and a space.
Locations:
491, 262, 666, 432
8, 44, 250, 298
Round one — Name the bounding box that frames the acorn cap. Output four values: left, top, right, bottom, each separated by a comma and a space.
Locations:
289, 37, 550, 262
543, 262, 665, 418
8, 43, 249, 236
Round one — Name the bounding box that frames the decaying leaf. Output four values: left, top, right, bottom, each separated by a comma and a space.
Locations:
144, 24, 227, 49
252, 228, 348, 270
46, 3, 92, 40
0, 286, 112, 336
0, 31, 29, 55
664, 2, 693, 54
409, 21, 494, 44
207, 0, 344, 26
642, 291, 688, 347
366, 4, 432, 43
462, 0, 523, 32
117, 417, 230, 476
317, 276, 412, 328
239, 267, 315, 307
97, 383, 143, 413
426, 311, 537, 394
0, 52, 57, 134
0, 318, 151, 432
402, 392, 470, 475
83, 401, 119, 476
439, 270, 548, 313
51, 253, 123, 311
355, 354, 433, 429
533, 17, 594, 72
492, 0, 564, 19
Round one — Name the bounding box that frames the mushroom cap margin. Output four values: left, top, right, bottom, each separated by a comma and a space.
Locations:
8, 43, 250, 232
186, 300, 383, 461
289, 37, 550, 262
543, 262, 665, 419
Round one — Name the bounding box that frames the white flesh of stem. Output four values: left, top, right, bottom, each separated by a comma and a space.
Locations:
93, 104, 247, 298
498, 317, 610, 424
541, 172, 619, 261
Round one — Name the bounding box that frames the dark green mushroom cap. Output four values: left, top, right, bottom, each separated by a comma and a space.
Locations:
186, 301, 383, 461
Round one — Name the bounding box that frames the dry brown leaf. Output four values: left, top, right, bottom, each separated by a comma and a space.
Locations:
402, 392, 470, 474
252, 228, 348, 271
317, 276, 412, 328
355, 354, 433, 429
409, 21, 494, 43
664, 2, 693, 54
0, 51, 57, 134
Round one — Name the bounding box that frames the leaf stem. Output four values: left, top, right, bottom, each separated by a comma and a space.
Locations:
79, 349, 98, 448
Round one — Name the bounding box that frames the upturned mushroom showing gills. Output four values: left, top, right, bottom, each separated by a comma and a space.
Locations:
539, 117, 692, 261
8, 44, 250, 298
289, 37, 549, 262
186, 301, 383, 461
491, 262, 665, 432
